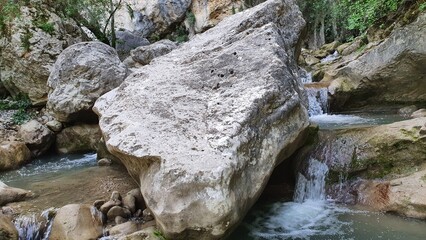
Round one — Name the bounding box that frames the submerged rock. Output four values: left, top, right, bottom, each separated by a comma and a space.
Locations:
0, 182, 33, 206
47, 42, 128, 123
94, 0, 308, 238
49, 204, 103, 240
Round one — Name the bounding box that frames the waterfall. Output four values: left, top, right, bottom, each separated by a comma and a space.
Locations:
306, 88, 329, 116
294, 158, 329, 202
14, 208, 55, 240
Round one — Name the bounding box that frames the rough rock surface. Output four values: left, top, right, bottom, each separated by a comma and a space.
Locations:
0, 141, 32, 171
18, 120, 54, 156
142, 0, 191, 34
116, 30, 150, 60
47, 42, 128, 123
49, 204, 104, 240
0, 213, 18, 240
55, 124, 101, 154
0, 181, 33, 206
0, 3, 84, 105
191, 0, 244, 33
94, 0, 308, 238
130, 39, 177, 65
328, 13, 426, 110
318, 118, 426, 179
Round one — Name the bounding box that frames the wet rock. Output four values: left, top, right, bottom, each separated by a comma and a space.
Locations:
320, 41, 340, 53
45, 120, 62, 132
18, 120, 54, 157
0, 141, 32, 171
47, 42, 128, 123
107, 206, 131, 221
49, 204, 103, 240
0, 4, 85, 105
98, 158, 112, 166
0, 181, 32, 206
0, 214, 18, 240
94, 0, 308, 238
304, 55, 320, 66
55, 124, 101, 154
97, 137, 121, 165
398, 105, 418, 117
130, 39, 177, 65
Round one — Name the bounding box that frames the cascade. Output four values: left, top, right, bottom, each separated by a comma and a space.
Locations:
14, 209, 55, 240
306, 87, 329, 116
293, 158, 329, 202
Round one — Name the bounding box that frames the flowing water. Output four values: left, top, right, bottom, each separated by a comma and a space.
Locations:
229, 78, 426, 239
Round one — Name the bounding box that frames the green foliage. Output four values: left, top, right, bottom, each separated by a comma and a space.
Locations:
169, 25, 189, 43
186, 11, 196, 27
420, 2, 426, 11
232, 5, 236, 14
0, 94, 31, 110
0, 0, 21, 35
12, 109, 31, 125
149, 33, 161, 43
20, 29, 33, 52
126, 3, 134, 19
153, 230, 167, 240
34, 17, 55, 34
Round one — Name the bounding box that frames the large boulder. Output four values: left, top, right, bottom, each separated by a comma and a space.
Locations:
49, 204, 104, 240
0, 141, 31, 171
55, 124, 102, 154
0, 2, 85, 105
94, 0, 308, 238
47, 42, 128, 123
328, 13, 426, 111
0, 181, 33, 206
0, 214, 18, 240
115, 30, 150, 60
18, 120, 54, 156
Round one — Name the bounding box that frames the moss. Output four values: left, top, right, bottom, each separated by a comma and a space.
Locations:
400, 128, 420, 141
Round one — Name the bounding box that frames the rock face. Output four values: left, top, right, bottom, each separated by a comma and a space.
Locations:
47, 42, 128, 123
0, 2, 84, 105
18, 120, 54, 156
191, 0, 244, 33
49, 204, 104, 240
328, 13, 426, 110
94, 0, 308, 238
0, 181, 33, 206
55, 124, 102, 154
130, 39, 177, 65
0, 214, 18, 240
0, 141, 32, 171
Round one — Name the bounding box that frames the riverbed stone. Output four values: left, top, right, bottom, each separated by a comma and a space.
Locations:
47, 42, 128, 123
117, 226, 157, 240
55, 124, 101, 154
94, 0, 308, 238
0, 181, 33, 206
97, 158, 112, 166
0, 214, 18, 240
49, 204, 103, 240
0, 141, 32, 171
107, 206, 131, 221
18, 120, 54, 156
45, 120, 62, 132
109, 221, 141, 237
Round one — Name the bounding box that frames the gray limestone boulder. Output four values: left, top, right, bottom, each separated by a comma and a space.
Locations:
18, 120, 54, 156
94, 0, 308, 238
130, 39, 177, 65
47, 42, 128, 123
55, 124, 101, 154
328, 13, 426, 110
115, 30, 150, 60
0, 181, 33, 206
0, 4, 85, 105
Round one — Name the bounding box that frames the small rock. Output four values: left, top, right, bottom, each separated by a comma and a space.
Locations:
109, 221, 140, 237
111, 191, 122, 202
123, 194, 136, 213
0, 141, 32, 171
97, 158, 112, 166
134, 209, 142, 218
1, 206, 14, 215
142, 208, 154, 222
100, 200, 121, 215
46, 120, 62, 132
107, 206, 131, 221
18, 120, 54, 157
127, 188, 145, 211
115, 216, 127, 225
93, 200, 105, 210
130, 39, 177, 65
